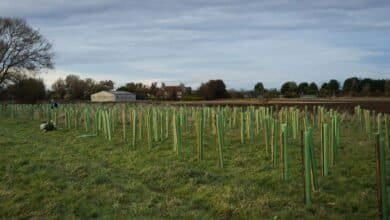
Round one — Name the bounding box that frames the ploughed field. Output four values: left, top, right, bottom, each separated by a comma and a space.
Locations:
0, 104, 388, 219
143, 97, 390, 113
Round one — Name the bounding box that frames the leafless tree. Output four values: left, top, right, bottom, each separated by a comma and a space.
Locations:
0, 17, 54, 87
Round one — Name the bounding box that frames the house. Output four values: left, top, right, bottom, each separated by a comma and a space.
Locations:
90, 91, 136, 102
160, 85, 191, 100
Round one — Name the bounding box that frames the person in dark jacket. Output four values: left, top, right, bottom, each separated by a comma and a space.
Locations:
50, 99, 58, 109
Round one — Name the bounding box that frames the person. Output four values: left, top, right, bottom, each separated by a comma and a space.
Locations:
50, 99, 58, 109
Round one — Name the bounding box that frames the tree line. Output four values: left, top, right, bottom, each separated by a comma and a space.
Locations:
1, 17, 389, 102
275, 78, 390, 98
0, 74, 389, 103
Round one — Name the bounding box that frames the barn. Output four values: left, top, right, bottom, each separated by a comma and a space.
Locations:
90, 91, 136, 102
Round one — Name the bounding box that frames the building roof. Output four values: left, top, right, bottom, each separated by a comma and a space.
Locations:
110, 91, 135, 95
93, 90, 135, 95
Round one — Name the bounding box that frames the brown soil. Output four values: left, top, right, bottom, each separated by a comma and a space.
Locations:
137, 97, 390, 113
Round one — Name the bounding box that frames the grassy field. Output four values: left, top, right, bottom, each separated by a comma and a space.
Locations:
0, 114, 382, 219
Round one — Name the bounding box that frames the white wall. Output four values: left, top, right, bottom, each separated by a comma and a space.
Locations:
91, 92, 115, 102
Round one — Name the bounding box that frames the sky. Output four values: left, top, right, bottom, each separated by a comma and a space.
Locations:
1, 0, 390, 90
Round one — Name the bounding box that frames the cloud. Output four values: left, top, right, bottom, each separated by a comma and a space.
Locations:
1, 0, 389, 89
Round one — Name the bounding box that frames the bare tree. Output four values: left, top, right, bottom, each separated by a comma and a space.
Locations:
0, 17, 54, 86
51, 78, 66, 99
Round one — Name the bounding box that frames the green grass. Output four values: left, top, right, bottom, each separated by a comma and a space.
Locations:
0, 117, 380, 219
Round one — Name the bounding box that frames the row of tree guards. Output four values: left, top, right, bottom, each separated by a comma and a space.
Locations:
0, 104, 389, 216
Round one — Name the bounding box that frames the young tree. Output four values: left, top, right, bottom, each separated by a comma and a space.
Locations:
0, 17, 54, 87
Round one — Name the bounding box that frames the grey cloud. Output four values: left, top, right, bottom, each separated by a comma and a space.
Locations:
1, 0, 389, 89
